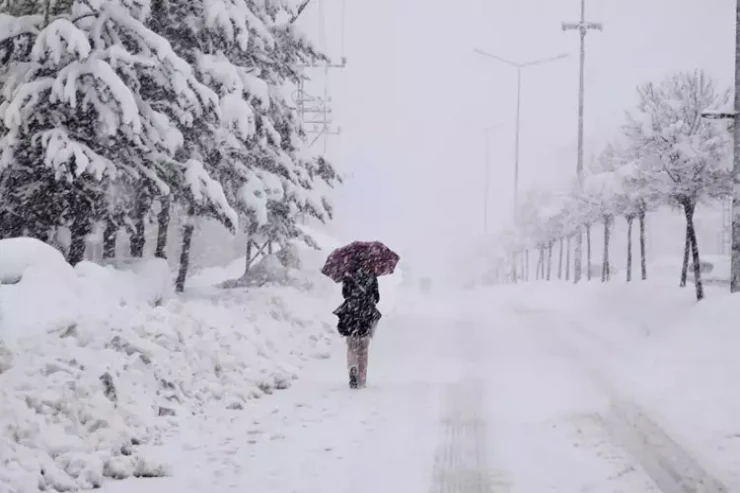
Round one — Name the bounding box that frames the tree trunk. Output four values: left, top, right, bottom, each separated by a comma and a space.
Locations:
680, 220, 690, 288
103, 219, 117, 259
586, 224, 592, 280
130, 221, 145, 257
602, 216, 611, 282
129, 191, 149, 258
558, 237, 564, 279
155, 197, 170, 259
524, 250, 529, 281
639, 209, 647, 280
565, 236, 572, 281
68, 216, 90, 266
626, 216, 634, 282
547, 242, 553, 280
535, 249, 542, 280
541, 247, 546, 278
245, 239, 253, 276
175, 212, 195, 293
684, 201, 705, 301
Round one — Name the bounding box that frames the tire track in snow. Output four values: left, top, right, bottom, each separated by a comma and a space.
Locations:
511, 304, 727, 493
429, 380, 511, 493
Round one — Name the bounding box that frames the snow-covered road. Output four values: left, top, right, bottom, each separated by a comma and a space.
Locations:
99, 293, 727, 493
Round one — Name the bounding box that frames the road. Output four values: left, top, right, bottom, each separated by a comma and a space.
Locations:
101, 293, 727, 493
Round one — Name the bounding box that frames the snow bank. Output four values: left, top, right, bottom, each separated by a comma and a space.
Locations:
0, 239, 337, 492
0, 237, 72, 284
1, 258, 172, 340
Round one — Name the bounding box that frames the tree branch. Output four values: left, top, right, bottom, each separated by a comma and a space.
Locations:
290, 0, 312, 24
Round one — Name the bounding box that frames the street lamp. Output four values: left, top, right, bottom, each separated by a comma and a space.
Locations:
473, 49, 568, 221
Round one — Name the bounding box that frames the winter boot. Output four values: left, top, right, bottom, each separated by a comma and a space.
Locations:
349, 366, 358, 389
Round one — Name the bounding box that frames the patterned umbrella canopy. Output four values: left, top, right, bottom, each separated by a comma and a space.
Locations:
321, 241, 400, 283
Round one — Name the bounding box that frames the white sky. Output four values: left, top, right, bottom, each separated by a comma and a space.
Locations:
297, 0, 736, 276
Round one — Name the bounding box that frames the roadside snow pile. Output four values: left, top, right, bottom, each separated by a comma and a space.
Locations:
0, 237, 72, 284
0, 239, 337, 493
1, 256, 173, 339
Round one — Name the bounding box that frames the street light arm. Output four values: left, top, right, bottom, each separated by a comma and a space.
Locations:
473, 48, 521, 68
520, 53, 570, 67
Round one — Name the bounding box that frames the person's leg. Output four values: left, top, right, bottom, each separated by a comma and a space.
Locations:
347, 336, 359, 388
357, 337, 370, 388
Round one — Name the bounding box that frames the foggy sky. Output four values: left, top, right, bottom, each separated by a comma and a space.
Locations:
298, 0, 736, 276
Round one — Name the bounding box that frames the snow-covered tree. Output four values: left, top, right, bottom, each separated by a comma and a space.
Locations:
582, 169, 621, 283
623, 70, 732, 300
615, 157, 661, 281
147, 0, 339, 279
0, 1, 237, 267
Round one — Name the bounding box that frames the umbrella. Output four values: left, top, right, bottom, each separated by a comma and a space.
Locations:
321, 241, 400, 283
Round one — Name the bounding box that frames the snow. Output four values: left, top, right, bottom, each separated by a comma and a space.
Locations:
184, 159, 239, 230
0, 238, 72, 285
21, 277, 716, 493
494, 279, 740, 489
0, 14, 42, 43
36, 128, 116, 181
4, 232, 738, 492
237, 173, 268, 226
220, 92, 256, 140
0, 239, 339, 493
31, 19, 91, 65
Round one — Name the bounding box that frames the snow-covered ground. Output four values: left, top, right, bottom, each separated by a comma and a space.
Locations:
3, 244, 738, 492
88, 279, 737, 493
0, 235, 344, 493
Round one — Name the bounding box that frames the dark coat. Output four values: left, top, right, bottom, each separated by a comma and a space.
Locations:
333, 270, 381, 337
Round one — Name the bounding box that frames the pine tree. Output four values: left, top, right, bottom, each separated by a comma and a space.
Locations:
148, 0, 339, 259
0, 0, 236, 264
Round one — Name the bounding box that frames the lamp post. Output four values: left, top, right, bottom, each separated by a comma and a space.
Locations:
473, 49, 568, 222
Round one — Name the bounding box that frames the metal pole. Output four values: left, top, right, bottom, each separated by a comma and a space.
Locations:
731, 0, 740, 292
562, 0, 602, 284
573, 3, 586, 285
514, 68, 522, 221
473, 49, 567, 224
576, 0, 586, 179
484, 130, 490, 234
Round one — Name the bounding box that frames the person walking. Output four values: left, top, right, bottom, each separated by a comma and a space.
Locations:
334, 267, 381, 389
321, 240, 399, 389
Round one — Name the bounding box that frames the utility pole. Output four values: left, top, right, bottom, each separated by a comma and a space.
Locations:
296, 58, 346, 150
562, 0, 602, 283
473, 49, 568, 222
293, 0, 347, 151
730, 0, 740, 292
701, 1, 740, 291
